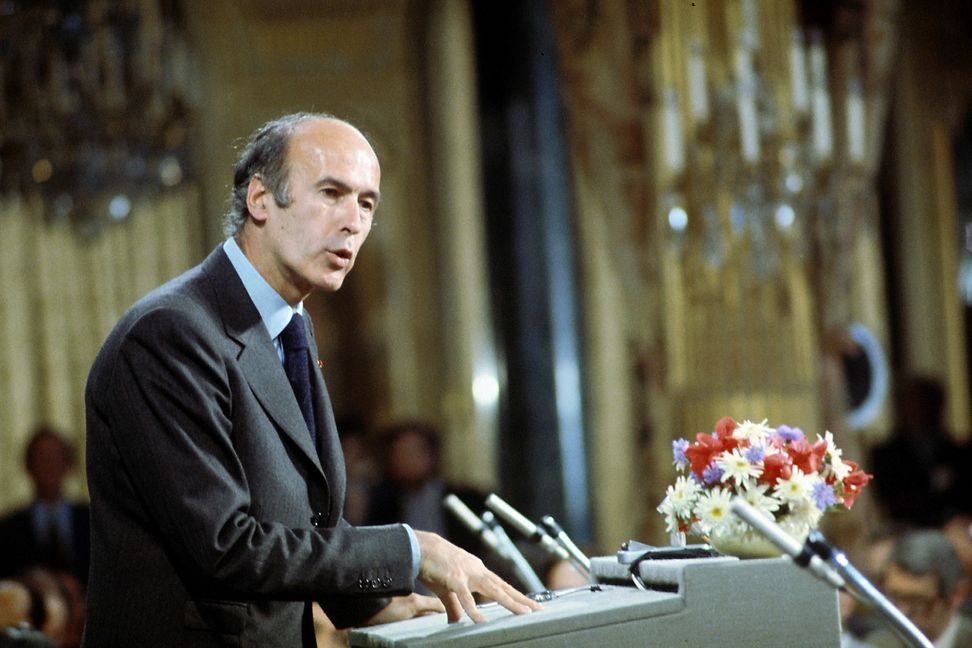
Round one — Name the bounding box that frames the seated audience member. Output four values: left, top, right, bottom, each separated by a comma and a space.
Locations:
366, 421, 486, 553
0, 580, 31, 629
15, 569, 73, 648
365, 421, 547, 595
943, 514, 972, 576
0, 427, 89, 586
856, 529, 969, 647
842, 525, 903, 646
0, 578, 57, 648
939, 519, 972, 648
336, 417, 378, 526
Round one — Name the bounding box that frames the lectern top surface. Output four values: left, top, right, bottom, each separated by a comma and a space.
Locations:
349, 556, 842, 648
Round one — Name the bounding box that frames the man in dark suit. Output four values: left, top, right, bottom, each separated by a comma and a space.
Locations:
0, 427, 90, 586
83, 113, 538, 647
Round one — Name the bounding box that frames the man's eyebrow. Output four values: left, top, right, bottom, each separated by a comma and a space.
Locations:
316, 176, 381, 204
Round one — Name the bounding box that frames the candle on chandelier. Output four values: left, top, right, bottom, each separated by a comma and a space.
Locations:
735, 47, 760, 163
662, 88, 686, 175
846, 78, 866, 165
789, 28, 809, 115
688, 40, 710, 124
809, 33, 833, 163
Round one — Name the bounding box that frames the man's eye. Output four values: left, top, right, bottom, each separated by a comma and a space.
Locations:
322, 187, 339, 198
360, 200, 375, 213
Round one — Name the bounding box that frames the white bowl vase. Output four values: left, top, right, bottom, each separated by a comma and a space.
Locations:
709, 522, 810, 559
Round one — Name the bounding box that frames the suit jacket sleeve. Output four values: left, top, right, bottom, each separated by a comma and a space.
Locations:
92, 304, 414, 608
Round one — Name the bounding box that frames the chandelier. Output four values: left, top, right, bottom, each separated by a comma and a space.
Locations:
656, 0, 875, 313
0, 0, 195, 236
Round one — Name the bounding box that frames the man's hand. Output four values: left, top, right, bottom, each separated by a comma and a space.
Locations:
364, 593, 446, 626
415, 530, 542, 623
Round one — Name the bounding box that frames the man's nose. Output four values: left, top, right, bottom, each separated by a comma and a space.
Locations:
339, 198, 365, 233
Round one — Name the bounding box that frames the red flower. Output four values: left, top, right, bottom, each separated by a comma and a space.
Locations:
684, 433, 725, 478
715, 416, 736, 438
714, 416, 741, 452
786, 438, 827, 474
760, 452, 792, 486
840, 461, 873, 509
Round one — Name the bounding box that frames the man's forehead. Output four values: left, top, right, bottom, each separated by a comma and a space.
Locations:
288, 121, 380, 179
293, 118, 374, 154
885, 565, 940, 594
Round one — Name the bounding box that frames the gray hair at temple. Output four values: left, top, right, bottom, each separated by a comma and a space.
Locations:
885, 529, 965, 600
222, 111, 336, 237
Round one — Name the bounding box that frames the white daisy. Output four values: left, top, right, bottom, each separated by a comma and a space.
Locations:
732, 419, 773, 444
696, 487, 733, 532
818, 431, 852, 481
657, 498, 682, 534
738, 481, 781, 516
668, 475, 702, 514
783, 498, 823, 529
717, 448, 763, 484
774, 466, 814, 503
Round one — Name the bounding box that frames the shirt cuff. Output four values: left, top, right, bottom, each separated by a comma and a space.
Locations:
403, 524, 421, 582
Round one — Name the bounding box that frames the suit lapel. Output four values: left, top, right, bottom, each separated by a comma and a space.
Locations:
202, 248, 326, 480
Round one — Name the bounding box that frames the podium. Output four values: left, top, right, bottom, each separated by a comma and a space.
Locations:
348, 555, 841, 647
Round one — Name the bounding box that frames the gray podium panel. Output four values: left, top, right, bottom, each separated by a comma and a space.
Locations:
348, 557, 841, 648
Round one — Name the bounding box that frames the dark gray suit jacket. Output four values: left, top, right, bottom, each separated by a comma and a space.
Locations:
83, 246, 413, 647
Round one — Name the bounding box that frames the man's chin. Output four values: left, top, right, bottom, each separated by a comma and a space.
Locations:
316, 272, 348, 293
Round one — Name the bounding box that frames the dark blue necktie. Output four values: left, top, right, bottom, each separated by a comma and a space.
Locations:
280, 313, 317, 445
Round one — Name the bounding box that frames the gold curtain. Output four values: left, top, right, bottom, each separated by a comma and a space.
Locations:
0, 188, 203, 513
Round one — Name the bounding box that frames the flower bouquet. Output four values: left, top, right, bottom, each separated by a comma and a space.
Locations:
657, 416, 872, 557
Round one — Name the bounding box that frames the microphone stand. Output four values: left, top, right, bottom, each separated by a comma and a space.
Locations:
481, 511, 547, 594
805, 531, 934, 648
442, 494, 546, 594
730, 498, 933, 648
540, 515, 595, 585
485, 493, 570, 561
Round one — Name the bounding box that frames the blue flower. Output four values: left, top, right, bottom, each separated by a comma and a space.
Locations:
812, 481, 837, 510
703, 462, 724, 485
672, 439, 689, 469
744, 446, 765, 463
776, 425, 804, 442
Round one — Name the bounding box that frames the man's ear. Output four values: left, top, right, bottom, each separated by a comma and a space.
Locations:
246, 175, 271, 224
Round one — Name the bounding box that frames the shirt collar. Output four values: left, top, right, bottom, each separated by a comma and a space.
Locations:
223, 238, 303, 341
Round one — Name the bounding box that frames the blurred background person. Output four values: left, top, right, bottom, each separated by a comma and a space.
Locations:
853, 529, 969, 647
0, 580, 32, 630
363, 420, 567, 596
366, 420, 486, 554
0, 578, 57, 648
841, 524, 902, 647
870, 376, 968, 528
0, 427, 89, 586
13, 570, 71, 648
336, 417, 379, 527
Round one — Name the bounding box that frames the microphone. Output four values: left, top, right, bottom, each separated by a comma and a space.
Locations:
541, 515, 591, 573
729, 498, 845, 590
443, 494, 494, 544
443, 494, 546, 593
485, 493, 570, 561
